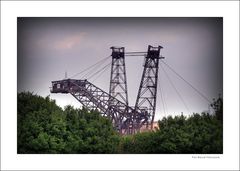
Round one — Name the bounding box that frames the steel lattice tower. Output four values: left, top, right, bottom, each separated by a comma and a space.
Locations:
50, 45, 164, 134
109, 47, 129, 106
134, 45, 164, 130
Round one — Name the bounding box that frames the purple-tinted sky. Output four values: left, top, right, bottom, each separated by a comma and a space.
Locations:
17, 17, 223, 120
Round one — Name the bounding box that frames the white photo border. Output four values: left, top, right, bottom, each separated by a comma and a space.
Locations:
1, 1, 239, 170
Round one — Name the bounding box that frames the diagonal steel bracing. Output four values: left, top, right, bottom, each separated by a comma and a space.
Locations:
50, 45, 164, 134
109, 47, 129, 107
51, 79, 137, 134
134, 45, 164, 130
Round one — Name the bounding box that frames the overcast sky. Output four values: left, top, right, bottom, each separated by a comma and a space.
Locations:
17, 17, 223, 120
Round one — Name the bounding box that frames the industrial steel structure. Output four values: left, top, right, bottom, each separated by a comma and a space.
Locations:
50, 45, 164, 134
109, 47, 129, 107
134, 46, 164, 130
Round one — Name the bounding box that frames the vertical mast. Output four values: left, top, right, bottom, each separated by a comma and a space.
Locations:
134, 45, 164, 130
109, 47, 129, 133
109, 47, 129, 106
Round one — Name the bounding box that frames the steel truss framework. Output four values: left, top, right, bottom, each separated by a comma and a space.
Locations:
134, 45, 164, 129
51, 79, 137, 134
109, 47, 129, 107
50, 45, 163, 134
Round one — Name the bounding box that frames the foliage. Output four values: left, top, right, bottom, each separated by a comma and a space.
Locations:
119, 113, 223, 154
18, 92, 223, 154
211, 95, 223, 122
17, 92, 120, 154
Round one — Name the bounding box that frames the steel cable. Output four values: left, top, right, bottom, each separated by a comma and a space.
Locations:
91, 63, 111, 82
161, 60, 212, 104
87, 62, 112, 80
69, 55, 111, 79
160, 62, 191, 114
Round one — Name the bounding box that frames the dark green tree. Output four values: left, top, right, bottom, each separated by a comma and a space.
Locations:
18, 92, 223, 154
119, 113, 223, 154
17, 92, 120, 154
211, 95, 223, 122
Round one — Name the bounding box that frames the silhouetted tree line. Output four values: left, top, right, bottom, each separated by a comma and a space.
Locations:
18, 92, 223, 154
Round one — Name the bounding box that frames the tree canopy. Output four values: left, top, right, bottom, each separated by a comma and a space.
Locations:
18, 92, 223, 154
17, 92, 120, 154
119, 113, 223, 154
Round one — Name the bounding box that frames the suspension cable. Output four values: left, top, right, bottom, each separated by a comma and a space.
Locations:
80, 58, 110, 79
161, 60, 212, 104
91, 63, 111, 82
69, 55, 111, 79
87, 62, 112, 80
160, 62, 191, 114
158, 79, 166, 116
158, 71, 168, 117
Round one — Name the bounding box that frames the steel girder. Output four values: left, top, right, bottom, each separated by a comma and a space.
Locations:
109, 47, 129, 107
50, 45, 164, 134
51, 79, 137, 134
134, 45, 164, 129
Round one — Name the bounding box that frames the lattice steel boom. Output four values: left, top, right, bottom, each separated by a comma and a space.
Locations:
50, 45, 164, 134
50, 79, 138, 134
134, 45, 164, 130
